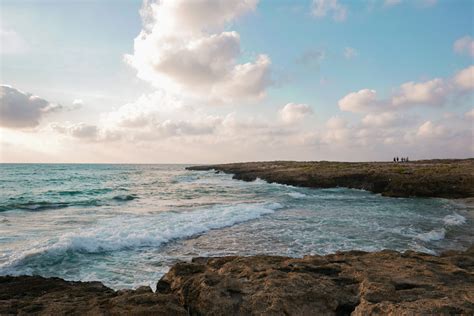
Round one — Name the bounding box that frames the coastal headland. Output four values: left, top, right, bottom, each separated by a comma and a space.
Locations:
187, 159, 474, 198
1, 247, 473, 315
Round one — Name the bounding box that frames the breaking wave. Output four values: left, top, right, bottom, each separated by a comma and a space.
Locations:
287, 192, 308, 199
0, 202, 283, 272
416, 228, 446, 242
442, 213, 466, 226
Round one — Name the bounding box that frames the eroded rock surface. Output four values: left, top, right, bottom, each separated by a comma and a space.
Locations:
161, 247, 474, 315
1, 247, 473, 315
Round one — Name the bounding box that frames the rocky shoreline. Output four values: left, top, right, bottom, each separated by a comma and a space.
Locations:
1, 247, 473, 315
2, 159, 473, 315
187, 159, 474, 198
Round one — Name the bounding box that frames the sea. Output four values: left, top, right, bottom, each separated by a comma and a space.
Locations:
0, 164, 472, 290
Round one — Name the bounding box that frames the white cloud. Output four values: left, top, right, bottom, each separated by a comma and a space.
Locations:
50, 122, 120, 142
453, 65, 474, 91
392, 78, 447, 107
155, 116, 222, 137
311, 0, 347, 21
40, 99, 474, 162
343, 47, 358, 59
125, 0, 271, 103
279, 103, 313, 124
211, 54, 272, 102
68, 99, 84, 111
326, 116, 347, 129
338, 89, 381, 113
322, 116, 350, 143
0, 85, 61, 128
142, 0, 258, 32
0, 28, 28, 55
72, 99, 84, 107
453, 36, 474, 58
339, 65, 474, 113
361, 112, 399, 127
416, 120, 446, 138
101, 91, 185, 128
68, 124, 98, 139
48, 89, 304, 148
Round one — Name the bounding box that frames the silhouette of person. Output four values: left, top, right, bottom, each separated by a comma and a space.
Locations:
396, 157, 399, 162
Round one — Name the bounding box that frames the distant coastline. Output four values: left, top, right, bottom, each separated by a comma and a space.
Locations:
187, 159, 474, 199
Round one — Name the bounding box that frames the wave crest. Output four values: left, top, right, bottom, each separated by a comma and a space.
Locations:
443, 213, 466, 226
416, 228, 446, 242
287, 192, 308, 199
0, 202, 283, 272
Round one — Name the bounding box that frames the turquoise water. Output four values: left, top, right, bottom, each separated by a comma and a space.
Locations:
0, 164, 472, 290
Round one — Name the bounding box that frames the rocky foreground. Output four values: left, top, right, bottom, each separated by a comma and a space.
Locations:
187, 159, 474, 198
1, 247, 473, 315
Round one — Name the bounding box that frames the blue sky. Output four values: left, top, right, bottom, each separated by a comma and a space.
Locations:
0, 0, 473, 163
238, 0, 473, 115
1, 0, 145, 112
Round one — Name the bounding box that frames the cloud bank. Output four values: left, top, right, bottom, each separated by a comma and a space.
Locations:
338, 65, 474, 113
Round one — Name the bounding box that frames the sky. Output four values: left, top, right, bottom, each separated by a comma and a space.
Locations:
0, 0, 473, 163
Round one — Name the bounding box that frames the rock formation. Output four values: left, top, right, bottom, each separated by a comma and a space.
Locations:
187, 159, 474, 198
1, 247, 473, 315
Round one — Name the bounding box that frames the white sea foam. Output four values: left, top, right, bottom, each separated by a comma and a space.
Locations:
416, 228, 446, 242
287, 192, 308, 199
410, 243, 437, 255
255, 178, 295, 188
442, 213, 466, 226
0, 202, 283, 272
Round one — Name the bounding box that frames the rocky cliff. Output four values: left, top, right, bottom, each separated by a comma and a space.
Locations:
2, 247, 473, 315
187, 159, 474, 198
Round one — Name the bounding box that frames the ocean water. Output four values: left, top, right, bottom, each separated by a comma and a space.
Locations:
0, 164, 472, 290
